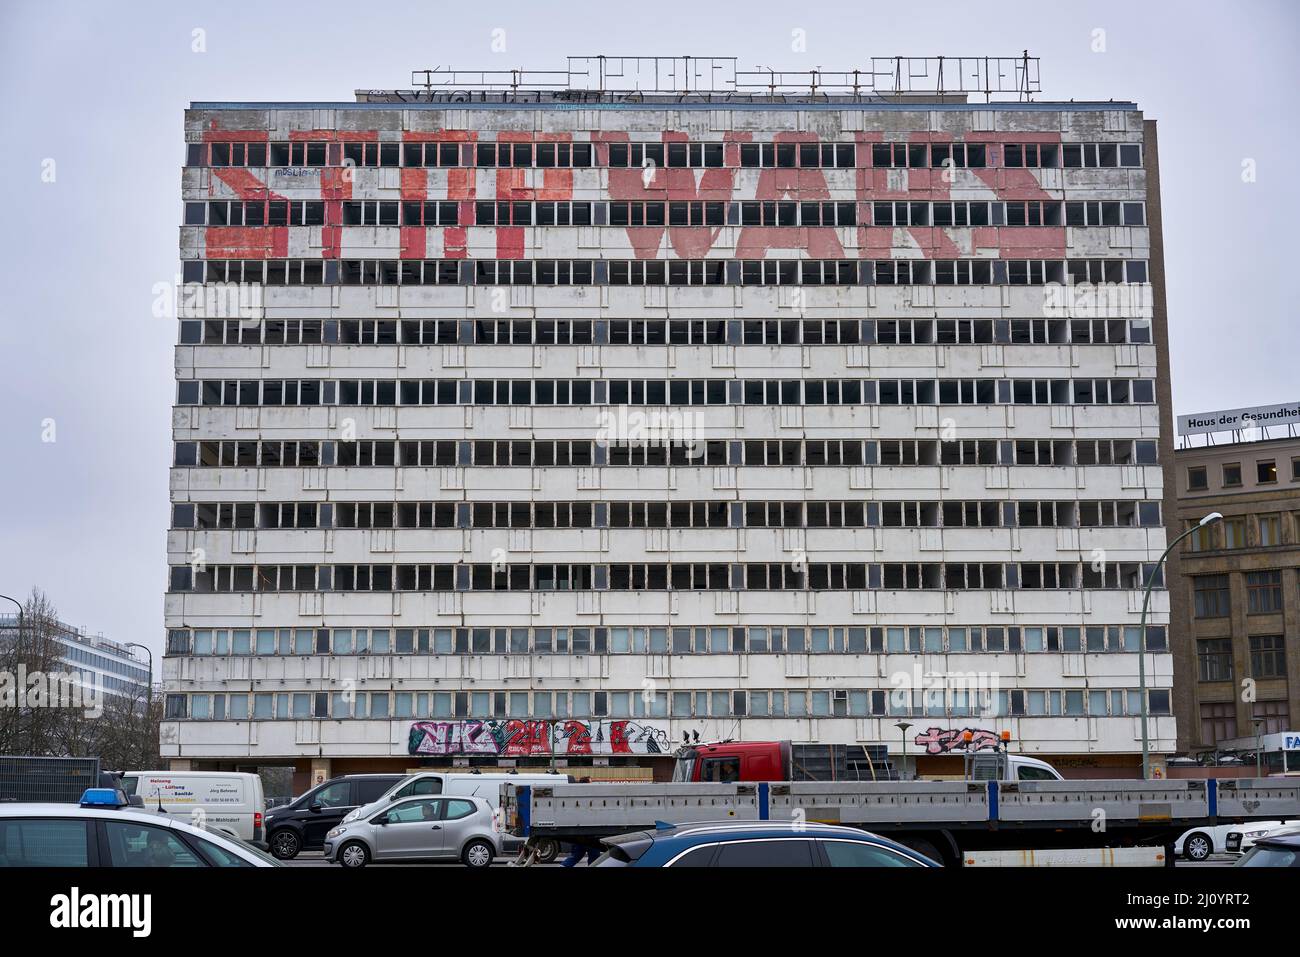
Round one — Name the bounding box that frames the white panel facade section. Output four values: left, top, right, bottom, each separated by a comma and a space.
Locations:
167, 102, 1168, 766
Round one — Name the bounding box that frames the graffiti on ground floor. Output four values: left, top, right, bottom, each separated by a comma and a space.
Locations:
914, 727, 1001, 755
407, 719, 671, 757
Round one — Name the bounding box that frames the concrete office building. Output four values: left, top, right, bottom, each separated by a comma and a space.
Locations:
161, 57, 1175, 785
1171, 408, 1300, 768
0, 615, 152, 704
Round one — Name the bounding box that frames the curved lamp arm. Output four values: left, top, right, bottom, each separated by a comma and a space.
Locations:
1138, 512, 1222, 779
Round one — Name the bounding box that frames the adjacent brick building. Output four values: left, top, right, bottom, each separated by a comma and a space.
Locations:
1171, 431, 1300, 764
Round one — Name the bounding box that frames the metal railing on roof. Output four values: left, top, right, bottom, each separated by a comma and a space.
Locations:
362, 53, 1041, 104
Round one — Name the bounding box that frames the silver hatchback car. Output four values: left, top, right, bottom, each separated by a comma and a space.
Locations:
323, 794, 501, 868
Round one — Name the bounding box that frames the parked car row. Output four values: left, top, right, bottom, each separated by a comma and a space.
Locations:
265, 770, 570, 865
4, 767, 1295, 869
1, 768, 570, 869
264, 773, 404, 859
1174, 819, 1298, 861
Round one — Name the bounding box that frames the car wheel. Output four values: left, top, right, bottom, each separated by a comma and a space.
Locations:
462, 840, 494, 869
269, 829, 301, 860
338, 841, 370, 869
1184, 832, 1213, 861
533, 839, 560, 865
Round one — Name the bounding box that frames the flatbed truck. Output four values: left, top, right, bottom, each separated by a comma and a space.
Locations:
504, 768, 1300, 867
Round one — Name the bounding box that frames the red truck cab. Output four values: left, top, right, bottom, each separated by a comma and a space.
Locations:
672, 741, 789, 782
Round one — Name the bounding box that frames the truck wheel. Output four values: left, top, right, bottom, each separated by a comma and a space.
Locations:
462, 840, 494, 869
533, 839, 560, 865
269, 829, 301, 860
1183, 832, 1213, 861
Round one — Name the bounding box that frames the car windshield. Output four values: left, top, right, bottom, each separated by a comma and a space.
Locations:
1236, 844, 1300, 867
202, 827, 281, 866
671, 757, 695, 782
391, 775, 442, 800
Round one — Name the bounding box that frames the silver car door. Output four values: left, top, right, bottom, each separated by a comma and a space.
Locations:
373, 799, 445, 860
438, 798, 483, 859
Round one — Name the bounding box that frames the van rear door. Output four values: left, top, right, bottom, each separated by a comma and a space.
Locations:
249, 774, 266, 842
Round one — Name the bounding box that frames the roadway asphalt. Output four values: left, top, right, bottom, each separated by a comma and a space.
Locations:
281, 850, 557, 867
281, 851, 1237, 868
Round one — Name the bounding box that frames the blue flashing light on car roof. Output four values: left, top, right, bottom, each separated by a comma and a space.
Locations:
79, 788, 128, 808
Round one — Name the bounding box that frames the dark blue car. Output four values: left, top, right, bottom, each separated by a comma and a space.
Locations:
591, 821, 941, 867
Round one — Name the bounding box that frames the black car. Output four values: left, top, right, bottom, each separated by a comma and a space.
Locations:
265, 774, 404, 859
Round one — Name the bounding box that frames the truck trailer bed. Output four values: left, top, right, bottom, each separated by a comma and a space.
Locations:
504, 778, 1300, 864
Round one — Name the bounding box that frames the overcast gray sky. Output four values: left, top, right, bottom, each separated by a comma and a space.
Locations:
0, 0, 1296, 667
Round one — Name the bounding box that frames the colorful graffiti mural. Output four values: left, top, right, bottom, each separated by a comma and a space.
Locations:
913, 727, 1002, 755
407, 719, 671, 757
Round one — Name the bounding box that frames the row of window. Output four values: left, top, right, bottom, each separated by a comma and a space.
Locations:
874, 317, 1150, 346
1192, 571, 1296, 618
1199, 700, 1291, 744
172, 498, 1163, 531
84, 672, 149, 698
186, 198, 1147, 230
165, 685, 1171, 722
1187, 513, 1300, 553
0, 638, 148, 697
1187, 458, 1300, 492
872, 200, 1144, 228
187, 139, 1141, 171
168, 560, 1161, 593
52, 640, 152, 685
0, 626, 151, 686
179, 376, 1158, 408
186, 257, 1152, 287
165, 622, 1168, 657
1197, 635, 1288, 682
174, 437, 1159, 469
183, 316, 1153, 347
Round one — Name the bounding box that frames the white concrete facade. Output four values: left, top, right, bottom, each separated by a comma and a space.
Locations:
161, 95, 1174, 776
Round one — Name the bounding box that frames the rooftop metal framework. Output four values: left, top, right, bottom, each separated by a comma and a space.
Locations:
359, 54, 1042, 104
1177, 423, 1300, 449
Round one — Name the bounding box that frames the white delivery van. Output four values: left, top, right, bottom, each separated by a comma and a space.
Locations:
120, 771, 266, 846
341, 771, 571, 828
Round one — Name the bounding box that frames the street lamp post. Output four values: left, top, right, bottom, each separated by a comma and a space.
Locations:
1138, 512, 1222, 780
1, 595, 24, 752
124, 643, 154, 711
123, 643, 155, 768
894, 721, 912, 781
0, 594, 23, 655
1254, 719, 1263, 779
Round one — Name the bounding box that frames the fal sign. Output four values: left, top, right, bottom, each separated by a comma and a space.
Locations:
1178, 401, 1300, 436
